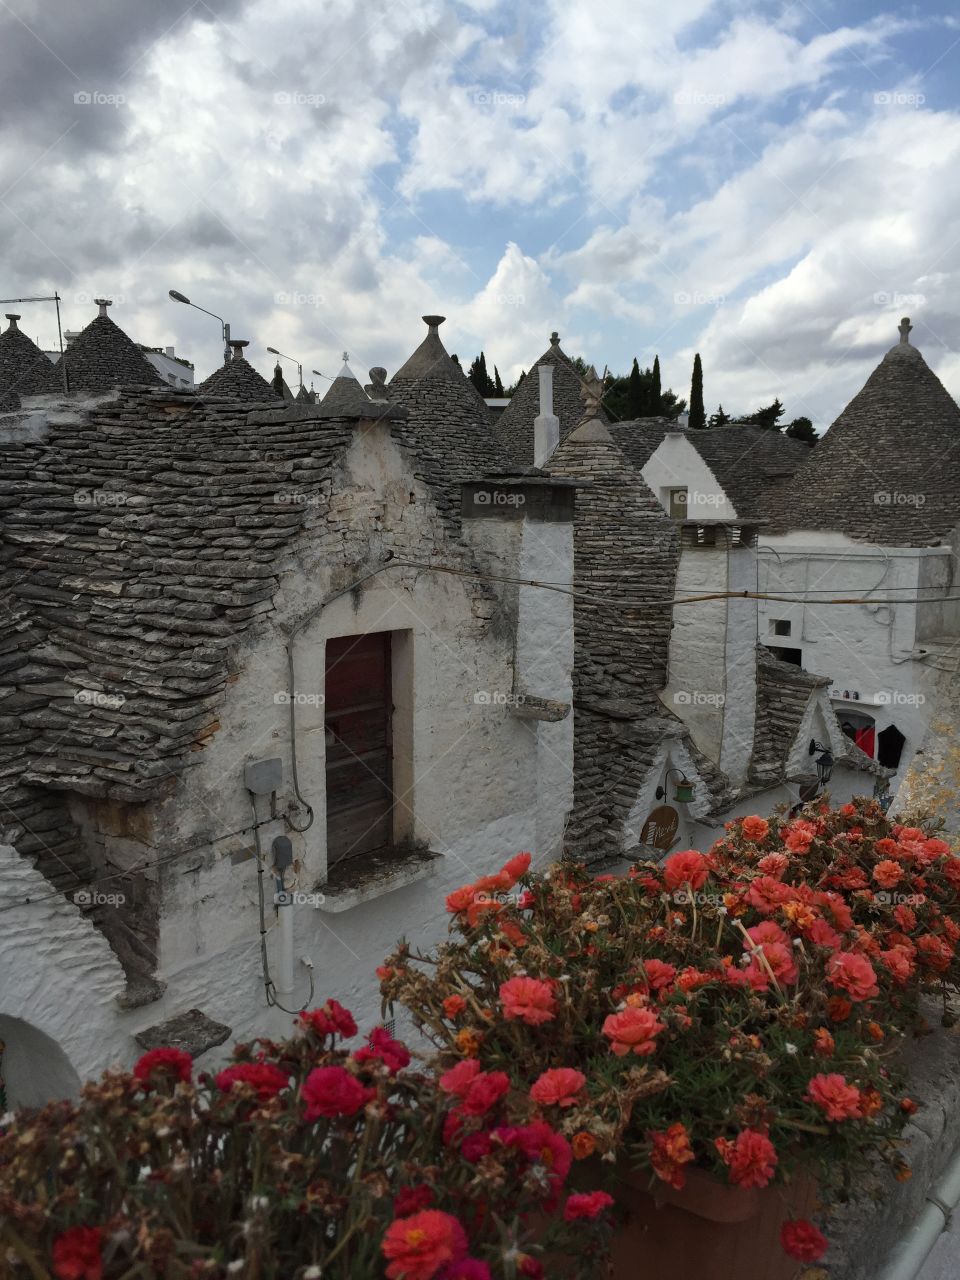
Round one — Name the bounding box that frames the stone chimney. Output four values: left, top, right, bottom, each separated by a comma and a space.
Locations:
272, 361, 284, 397
5, 313, 20, 332
534, 362, 559, 467
229, 339, 249, 362
94, 298, 112, 318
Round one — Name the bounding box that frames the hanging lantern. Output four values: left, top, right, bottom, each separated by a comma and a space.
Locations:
809, 739, 834, 787
656, 769, 695, 804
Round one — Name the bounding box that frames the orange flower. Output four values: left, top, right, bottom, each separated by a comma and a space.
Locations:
455, 1028, 483, 1056
813, 1028, 835, 1057
649, 1122, 695, 1189
715, 1128, 778, 1189
827, 996, 852, 1023
529, 1067, 586, 1108
445, 885, 477, 915
866, 1021, 884, 1042
806, 1073, 861, 1120
901, 1097, 919, 1114
662, 850, 710, 892
859, 1088, 884, 1117
873, 860, 903, 889
443, 995, 467, 1019
826, 952, 879, 1002
499, 976, 557, 1026
572, 1131, 596, 1160
741, 815, 770, 842
602, 1006, 665, 1057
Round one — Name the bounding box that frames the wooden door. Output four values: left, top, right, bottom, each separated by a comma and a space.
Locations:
324, 633, 393, 865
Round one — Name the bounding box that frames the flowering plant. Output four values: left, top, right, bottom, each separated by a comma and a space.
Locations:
0, 1002, 610, 1279
381, 805, 960, 1264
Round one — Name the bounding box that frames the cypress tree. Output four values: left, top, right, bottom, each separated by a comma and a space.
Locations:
626, 357, 644, 419
708, 404, 731, 427
651, 355, 662, 414
689, 353, 705, 430
494, 366, 504, 396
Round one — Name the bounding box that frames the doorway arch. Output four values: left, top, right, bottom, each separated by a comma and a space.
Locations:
0, 1014, 81, 1111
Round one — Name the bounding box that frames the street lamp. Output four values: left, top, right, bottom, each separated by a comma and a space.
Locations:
168, 289, 230, 364
267, 347, 303, 390
809, 739, 835, 788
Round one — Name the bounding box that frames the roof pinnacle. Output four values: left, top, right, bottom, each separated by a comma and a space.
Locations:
898, 316, 912, 345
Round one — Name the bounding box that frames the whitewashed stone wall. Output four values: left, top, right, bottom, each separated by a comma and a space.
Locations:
641, 434, 737, 520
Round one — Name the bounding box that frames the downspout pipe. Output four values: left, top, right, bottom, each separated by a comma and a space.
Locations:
874, 1143, 960, 1280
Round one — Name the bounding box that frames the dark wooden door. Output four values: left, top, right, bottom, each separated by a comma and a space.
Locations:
324, 633, 393, 864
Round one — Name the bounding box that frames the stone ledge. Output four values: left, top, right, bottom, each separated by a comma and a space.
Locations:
828, 999, 960, 1279
512, 694, 570, 723
134, 1008, 232, 1058
315, 847, 444, 913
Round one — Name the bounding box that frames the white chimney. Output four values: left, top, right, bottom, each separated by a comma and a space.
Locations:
534, 364, 560, 467
165, 345, 175, 358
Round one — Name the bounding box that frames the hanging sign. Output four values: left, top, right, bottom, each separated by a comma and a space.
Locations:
640, 805, 679, 851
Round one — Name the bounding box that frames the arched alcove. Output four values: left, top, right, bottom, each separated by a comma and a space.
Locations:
0, 1014, 81, 1111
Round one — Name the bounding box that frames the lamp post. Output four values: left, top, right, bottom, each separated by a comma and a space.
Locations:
267, 346, 302, 390
168, 289, 230, 364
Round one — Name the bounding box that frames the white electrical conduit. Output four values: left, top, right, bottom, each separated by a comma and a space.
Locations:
874, 1144, 960, 1280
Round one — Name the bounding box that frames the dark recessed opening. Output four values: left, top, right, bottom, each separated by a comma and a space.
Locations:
877, 723, 906, 770
767, 644, 802, 666
772, 619, 791, 636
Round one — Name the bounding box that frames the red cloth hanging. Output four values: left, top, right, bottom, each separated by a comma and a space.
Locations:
854, 725, 875, 758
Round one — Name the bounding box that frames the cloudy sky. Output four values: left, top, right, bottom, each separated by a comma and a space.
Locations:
1, 0, 958, 426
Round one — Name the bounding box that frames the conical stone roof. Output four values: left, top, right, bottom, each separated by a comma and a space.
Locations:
319, 358, 372, 415
43, 302, 163, 394
494, 332, 606, 466
389, 315, 508, 485
198, 342, 280, 402
0, 314, 53, 396
763, 319, 960, 546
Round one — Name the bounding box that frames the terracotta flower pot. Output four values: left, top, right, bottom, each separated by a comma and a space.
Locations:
608, 1164, 819, 1280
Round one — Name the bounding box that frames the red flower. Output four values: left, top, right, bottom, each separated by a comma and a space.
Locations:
781, 1219, 828, 1261
563, 1191, 615, 1221
52, 1226, 102, 1280
813, 1027, 835, 1057
530, 1067, 586, 1107
518, 1259, 544, 1279
827, 951, 879, 1002
394, 1186, 435, 1216
459, 1071, 511, 1117
446, 885, 478, 914
880, 946, 914, 984
805, 918, 842, 950
496, 1120, 572, 1198
784, 820, 816, 853
301, 1066, 373, 1121
662, 850, 709, 892
382, 1210, 468, 1280
497, 852, 532, 889
893, 904, 917, 932
500, 976, 556, 1025
746, 876, 793, 915
716, 1129, 778, 1189
602, 1006, 664, 1057
353, 1026, 411, 1073
637, 959, 676, 992
917, 933, 954, 972
756, 853, 789, 878
806, 1073, 861, 1120
298, 999, 358, 1040
443, 994, 467, 1018
649, 1122, 695, 1189
873, 860, 903, 889
741, 815, 770, 842
440, 1059, 482, 1097
133, 1047, 192, 1088
215, 1062, 289, 1102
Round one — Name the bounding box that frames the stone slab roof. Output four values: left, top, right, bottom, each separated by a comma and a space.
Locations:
493, 334, 608, 467
0, 314, 53, 397
198, 355, 280, 402
762, 326, 960, 546
43, 310, 164, 394
611, 420, 809, 520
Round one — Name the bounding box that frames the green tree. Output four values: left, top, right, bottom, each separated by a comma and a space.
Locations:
503, 369, 525, 396
708, 404, 731, 427
785, 415, 817, 445
468, 352, 495, 396
651, 355, 661, 410
689, 353, 705, 430
626, 357, 645, 419
494, 366, 504, 396
747, 398, 785, 431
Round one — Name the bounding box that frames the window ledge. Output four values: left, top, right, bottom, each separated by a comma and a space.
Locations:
314, 847, 444, 913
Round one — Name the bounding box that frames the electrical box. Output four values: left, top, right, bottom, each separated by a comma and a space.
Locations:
244, 757, 283, 796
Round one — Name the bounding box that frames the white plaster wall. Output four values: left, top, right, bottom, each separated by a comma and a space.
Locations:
0, 845, 129, 1096
665, 543, 728, 760
721, 544, 759, 785
641, 435, 737, 520
758, 533, 941, 786
51, 425, 575, 1075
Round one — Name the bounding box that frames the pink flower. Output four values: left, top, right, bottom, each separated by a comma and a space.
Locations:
459, 1071, 511, 1117
301, 1066, 373, 1121
530, 1067, 586, 1107
563, 1191, 615, 1222
827, 952, 879, 1002
500, 976, 557, 1025
353, 1026, 411, 1073
439, 1059, 482, 1098
662, 850, 709, 893
715, 1129, 778, 1189
602, 1006, 664, 1057
806, 1073, 861, 1121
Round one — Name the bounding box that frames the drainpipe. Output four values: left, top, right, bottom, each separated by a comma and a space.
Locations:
874, 1145, 960, 1280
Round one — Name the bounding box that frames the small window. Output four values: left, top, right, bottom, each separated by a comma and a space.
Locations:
772, 619, 791, 637
877, 723, 906, 770
669, 488, 688, 518
767, 645, 802, 666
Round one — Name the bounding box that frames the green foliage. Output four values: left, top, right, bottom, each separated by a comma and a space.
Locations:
785, 415, 817, 445
689, 353, 706, 430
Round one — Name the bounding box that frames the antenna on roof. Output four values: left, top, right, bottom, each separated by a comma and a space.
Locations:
0, 292, 68, 391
